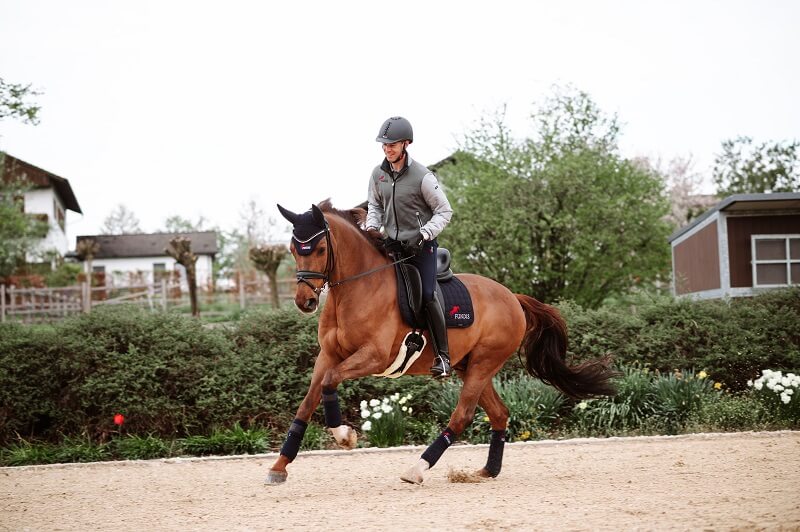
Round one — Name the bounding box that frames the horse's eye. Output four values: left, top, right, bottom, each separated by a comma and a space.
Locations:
316, 247, 326, 256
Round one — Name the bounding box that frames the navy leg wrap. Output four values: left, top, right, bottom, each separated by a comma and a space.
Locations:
279, 418, 308, 461
484, 429, 507, 477
321, 387, 343, 428
420, 427, 457, 467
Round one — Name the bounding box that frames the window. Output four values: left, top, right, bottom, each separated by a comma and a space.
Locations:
153, 262, 167, 282
751, 235, 800, 287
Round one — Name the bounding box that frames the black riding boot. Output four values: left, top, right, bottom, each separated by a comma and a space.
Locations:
425, 297, 451, 379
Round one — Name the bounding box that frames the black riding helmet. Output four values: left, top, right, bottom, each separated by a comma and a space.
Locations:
376, 116, 413, 144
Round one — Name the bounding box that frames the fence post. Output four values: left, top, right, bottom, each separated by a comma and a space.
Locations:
238, 274, 246, 310
161, 279, 167, 311
9, 285, 15, 318
81, 281, 90, 313
0, 284, 4, 323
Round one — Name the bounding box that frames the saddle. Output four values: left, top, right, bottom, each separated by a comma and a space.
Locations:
394, 248, 475, 329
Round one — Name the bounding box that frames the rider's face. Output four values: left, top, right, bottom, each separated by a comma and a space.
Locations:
382, 140, 408, 164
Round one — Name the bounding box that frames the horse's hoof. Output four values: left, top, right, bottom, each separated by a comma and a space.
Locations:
329, 425, 357, 450
475, 467, 493, 478
400, 459, 430, 485
265, 470, 288, 485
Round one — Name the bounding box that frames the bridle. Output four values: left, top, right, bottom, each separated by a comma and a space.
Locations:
293, 221, 413, 295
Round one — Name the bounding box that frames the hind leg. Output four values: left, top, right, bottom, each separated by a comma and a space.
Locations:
401, 356, 502, 484
475, 382, 509, 478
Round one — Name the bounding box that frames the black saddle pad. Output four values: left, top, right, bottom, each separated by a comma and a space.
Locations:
396, 270, 475, 329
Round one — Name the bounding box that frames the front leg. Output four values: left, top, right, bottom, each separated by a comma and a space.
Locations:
266, 350, 338, 485
321, 342, 391, 449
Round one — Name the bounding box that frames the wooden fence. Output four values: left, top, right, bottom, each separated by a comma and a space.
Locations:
0, 278, 296, 324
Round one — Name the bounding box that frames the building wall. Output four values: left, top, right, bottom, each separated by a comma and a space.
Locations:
88, 255, 215, 289
24, 188, 69, 259
727, 214, 800, 287
673, 221, 720, 295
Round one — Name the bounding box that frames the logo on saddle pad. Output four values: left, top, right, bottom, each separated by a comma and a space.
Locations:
449, 305, 471, 321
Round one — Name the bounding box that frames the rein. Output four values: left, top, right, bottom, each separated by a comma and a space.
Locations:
294, 224, 412, 294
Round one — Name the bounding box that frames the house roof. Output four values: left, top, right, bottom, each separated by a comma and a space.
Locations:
75, 231, 219, 259
1, 153, 83, 213
668, 192, 800, 243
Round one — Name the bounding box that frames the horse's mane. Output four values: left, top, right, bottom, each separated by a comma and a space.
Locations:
317, 199, 384, 253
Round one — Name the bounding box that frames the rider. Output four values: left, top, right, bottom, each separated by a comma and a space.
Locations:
365, 116, 454, 379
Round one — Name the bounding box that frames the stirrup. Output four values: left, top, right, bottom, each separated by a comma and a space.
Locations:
431, 355, 451, 379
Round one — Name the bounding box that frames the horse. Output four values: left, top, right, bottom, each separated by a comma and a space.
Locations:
266, 200, 617, 485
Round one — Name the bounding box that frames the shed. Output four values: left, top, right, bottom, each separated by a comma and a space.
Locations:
669, 193, 800, 298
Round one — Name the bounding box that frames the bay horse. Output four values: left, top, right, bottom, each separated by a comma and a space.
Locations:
266, 200, 617, 485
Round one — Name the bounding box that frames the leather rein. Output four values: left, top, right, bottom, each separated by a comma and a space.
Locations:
294, 223, 412, 295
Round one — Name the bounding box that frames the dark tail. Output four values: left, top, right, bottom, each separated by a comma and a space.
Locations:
516, 294, 618, 399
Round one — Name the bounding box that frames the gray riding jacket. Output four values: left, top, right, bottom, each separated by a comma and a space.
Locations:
366, 155, 453, 242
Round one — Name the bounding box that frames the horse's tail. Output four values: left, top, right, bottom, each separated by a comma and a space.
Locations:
515, 294, 618, 399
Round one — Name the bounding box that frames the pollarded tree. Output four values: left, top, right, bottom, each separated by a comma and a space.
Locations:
166, 236, 199, 317
249, 244, 288, 308
713, 136, 800, 195
436, 88, 672, 308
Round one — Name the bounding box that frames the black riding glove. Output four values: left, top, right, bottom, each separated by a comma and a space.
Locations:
402, 233, 426, 255
383, 237, 405, 254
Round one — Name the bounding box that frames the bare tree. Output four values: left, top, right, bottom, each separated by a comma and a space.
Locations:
101, 204, 142, 235
166, 237, 198, 317
249, 244, 288, 308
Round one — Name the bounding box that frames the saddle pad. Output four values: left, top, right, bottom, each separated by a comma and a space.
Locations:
396, 274, 475, 329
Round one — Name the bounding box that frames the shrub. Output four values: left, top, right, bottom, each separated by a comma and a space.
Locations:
113, 434, 173, 460
359, 393, 412, 448
178, 424, 270, 456
688, 392, 768, 432
748, 369, 800, 425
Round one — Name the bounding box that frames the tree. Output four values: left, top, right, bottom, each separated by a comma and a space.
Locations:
0, 77, 41, 125
160, 214, 208, 233
635, 155, 719, 229
713, 136, 800, 195
166, 237, 199, 317
0, 155, 49, 277
249, 244, 288, 308
437, 88, 672, 308
101, 204, 142, 234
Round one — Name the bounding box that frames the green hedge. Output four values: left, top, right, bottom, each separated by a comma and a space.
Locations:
561, 287, 800, 390
1, 288, 798, 446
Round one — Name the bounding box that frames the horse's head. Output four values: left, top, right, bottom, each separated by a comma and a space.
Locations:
277, 203, 332, 313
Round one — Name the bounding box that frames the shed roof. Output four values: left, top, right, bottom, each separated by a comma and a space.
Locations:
1, 153, 83, 214
668, 192, 800, 243
75, 231, 218, 259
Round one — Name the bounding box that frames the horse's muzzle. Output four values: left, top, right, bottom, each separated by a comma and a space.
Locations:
296, 294, 319, 313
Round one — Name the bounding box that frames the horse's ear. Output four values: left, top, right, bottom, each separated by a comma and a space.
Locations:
311, 204, 326, 226
277, 204, 299, 224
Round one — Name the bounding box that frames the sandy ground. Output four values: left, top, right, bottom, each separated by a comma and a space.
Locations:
1, 431, 799, 531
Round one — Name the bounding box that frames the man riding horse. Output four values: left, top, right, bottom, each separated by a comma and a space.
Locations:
365, 116, 453, 378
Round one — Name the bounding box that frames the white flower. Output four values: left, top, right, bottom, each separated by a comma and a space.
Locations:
754, 381, 764, 390
391, 393, 400, 401
360, 400, 367, 409
405, 394, 413, 400
381, 404, 392, 413
382, 397, 390, 405
372, 412, 383, 419
780, 393, 791, 404
360, 409, 370, 419
747, 380, 753, 387
774, 384, 785, 392
577, 401, 588, 411
407, 407, 412, 414
398, 396, 408, 405
362, 420, 372, 431
369, 399, 380, 407
785, 389, 794, 395
401, 406, 408, 413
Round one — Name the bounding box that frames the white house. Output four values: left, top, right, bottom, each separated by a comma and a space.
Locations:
74, 232, 218, 290
1, 153, 82, 264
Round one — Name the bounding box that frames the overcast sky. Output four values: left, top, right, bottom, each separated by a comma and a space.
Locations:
1, 1, 798, 245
